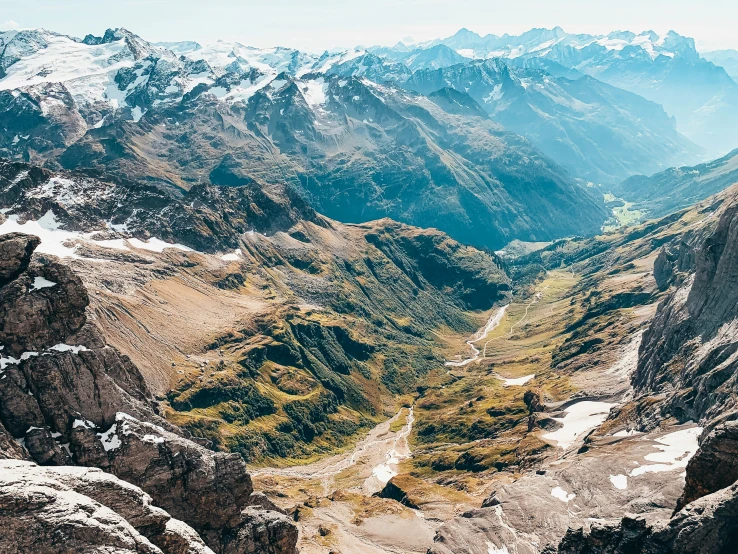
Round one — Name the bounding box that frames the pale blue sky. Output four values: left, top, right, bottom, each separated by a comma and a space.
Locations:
1, 0, 736, 52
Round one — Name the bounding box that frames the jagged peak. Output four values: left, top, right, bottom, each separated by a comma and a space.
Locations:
452, 27, 482, 39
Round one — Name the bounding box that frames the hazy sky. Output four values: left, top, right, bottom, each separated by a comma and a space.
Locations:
1, 0, 736, 52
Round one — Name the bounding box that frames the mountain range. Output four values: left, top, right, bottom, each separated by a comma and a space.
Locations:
3, 25, 737, 250
702, 49, 738, 81
381, 27, 738, 157
0, 27, 610, 250
5, 21, 738, 554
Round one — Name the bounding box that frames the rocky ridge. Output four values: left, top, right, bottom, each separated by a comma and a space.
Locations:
614, 148, 738, 220
551, 182, 738, 552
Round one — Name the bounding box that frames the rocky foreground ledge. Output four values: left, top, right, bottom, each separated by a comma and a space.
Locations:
0, 232, 297, 554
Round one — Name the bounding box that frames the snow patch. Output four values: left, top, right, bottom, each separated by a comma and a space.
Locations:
551, 486, 576, 502
613, 429, 641, 437
609, 474, 628, 490
73, 418, 95, 430
49, 344, 89, 354
126, 237, 193, 253
131, 106, 145, 122
30, 276, 57, 291
370, 407, 415, 485
98, 423, 121, 451
483, 84, 503, 103
301, 78, 328, 107
0, 210, 131, 259
630, 427, 702, 477
498, 373, 535, 387
1, 351, 38, 370
543, 401, 615, 449
221, 248, 242, 261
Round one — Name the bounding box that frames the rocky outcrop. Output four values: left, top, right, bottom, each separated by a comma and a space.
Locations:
73, 413, 258, 536
220, 509, 299, 554
0, 233, 40, 287
0, 421, 26, 460
0, 233, 298, 554
376, 476, 420, 509
558, 483, 738, 554
653, 248, 674, 291
0, 258, 88, 354
677, 420, 738, 510
0, 459, 215, 554
523, 389, 546, 413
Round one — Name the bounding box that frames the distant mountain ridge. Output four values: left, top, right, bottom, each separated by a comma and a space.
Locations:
0, 27, 609, 250
0, 26, 706, 188
404, 58, 701, 183
613, 148, 738, 218
382, 27, 738, 156
702, 49, 738, 81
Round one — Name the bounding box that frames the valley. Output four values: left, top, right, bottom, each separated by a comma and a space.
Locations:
2, 15, 738, 554
240, 261, 660, 553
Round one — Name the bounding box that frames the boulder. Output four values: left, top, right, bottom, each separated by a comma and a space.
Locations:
376, 475, 420, 509
249, 491, 287, 515
219, 508, 299, 554
23, 427, 70, 465
524, 389, 545, 413
0, 421, 27, 460
0, 233, 39, 287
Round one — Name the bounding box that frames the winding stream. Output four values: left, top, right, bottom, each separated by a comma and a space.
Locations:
252, 406, 416, 496
445, 305, 508, 367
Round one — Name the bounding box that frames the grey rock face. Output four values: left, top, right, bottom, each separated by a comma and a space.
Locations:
558, 483, 738, 554
0, 421, 27, 460
633, 201, 738, 425
80, 413, 254, 531
24, 427, 71, 465
677, 420, 738, 510
72, 413, 297, 554
0, 259, 88, 355
0, 232, 39, 287
219, 508, 300, 554
0, 459, 215, 554
653, 248, 674, 291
